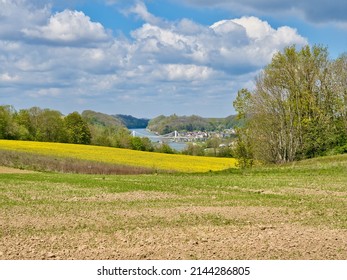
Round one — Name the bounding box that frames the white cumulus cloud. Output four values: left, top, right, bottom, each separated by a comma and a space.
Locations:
23, 9, 111, 45
179, 0, 347, 24
131, 15, 307, 74
0, 0, 309, 117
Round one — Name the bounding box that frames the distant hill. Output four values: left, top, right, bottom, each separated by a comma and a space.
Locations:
147, 114, 241, 134
82, 110, 149, 129
82, 110, 125, 128
82, 110, 240, 134
114, 114, 150, 129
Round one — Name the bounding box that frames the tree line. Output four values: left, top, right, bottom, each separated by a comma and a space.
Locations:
147, 114, 240, 134
0, 105, 176, 153
0, 106, 92, 144
234, 45, 347, 165
0, 105, 238, 157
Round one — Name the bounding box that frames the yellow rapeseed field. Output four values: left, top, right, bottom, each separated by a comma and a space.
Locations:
0, 140, 237, 172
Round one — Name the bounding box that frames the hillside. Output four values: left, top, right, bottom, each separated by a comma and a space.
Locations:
147, 114, 241, 134
82, 110, 125, 128
81, 110, 241, 136
114, 114, 149, 129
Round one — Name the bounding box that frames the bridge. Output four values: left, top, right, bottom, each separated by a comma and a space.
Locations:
131, 130, 199, 142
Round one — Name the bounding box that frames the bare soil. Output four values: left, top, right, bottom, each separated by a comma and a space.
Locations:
1, 204, 346, 260
0, 166, 36, 174
1, 166, 346, 260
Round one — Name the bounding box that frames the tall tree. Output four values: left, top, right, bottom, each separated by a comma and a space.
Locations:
331, 54, 347, 137
0, 105, 18, 139
36, 109, 66, 142
64, 112, 91, 144
235, 45, 347, 163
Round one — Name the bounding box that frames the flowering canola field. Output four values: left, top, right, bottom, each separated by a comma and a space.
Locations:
0, 140, 236, 173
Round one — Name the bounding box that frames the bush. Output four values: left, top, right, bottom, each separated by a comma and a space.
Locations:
155, 143, 175, 154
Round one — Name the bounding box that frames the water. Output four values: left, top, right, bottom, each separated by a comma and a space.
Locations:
131, 128, 187, 152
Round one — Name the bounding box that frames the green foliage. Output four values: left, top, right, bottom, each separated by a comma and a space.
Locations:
0, 105, 66, 142
130, 136, 154, 151
15, 109, 34, 140
182, 143, 206, 156
147, 114, 241, 134
36, 109, 66, 142
206, 137, 221, 156
113, 127, 132, 149
236, 45, 347, 163
0, 105, 18, 139
155, 143, 175, 154
89, 126, 115, 147
64, 112, 91, 144
130, 136, 144, 151
115, 114, 149, 129
82, 110, 125, 128
233, 88, 252, 121
232, 130, 254, 169
217, 145, 234, 158
82, 110, 153, 151
0, 106, 179, 155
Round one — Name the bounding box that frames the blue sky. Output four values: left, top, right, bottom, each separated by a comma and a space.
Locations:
1, 0, 347, 118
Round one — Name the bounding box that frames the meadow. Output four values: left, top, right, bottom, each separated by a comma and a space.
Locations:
0, 141, 346, 259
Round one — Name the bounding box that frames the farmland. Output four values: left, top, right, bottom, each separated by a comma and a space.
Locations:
0, 140, 236, 173
0, 141, 346, 259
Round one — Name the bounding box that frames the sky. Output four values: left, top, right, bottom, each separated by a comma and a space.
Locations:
1, 0, 347, 118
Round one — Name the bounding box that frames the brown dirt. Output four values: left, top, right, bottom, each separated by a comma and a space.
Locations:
0, 166, 36, 174
1, 203, 346, 260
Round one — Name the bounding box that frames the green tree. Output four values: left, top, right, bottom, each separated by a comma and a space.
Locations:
155, 143, 175, 154
235, 45, 347, 163
36, 109, 66, 142
232, 89, 254, 166
233, 132, 254, 168
138, 137, 154, 152
114, 127, 132, 148
0, 105, 18, 139
233, 88, 252, 121
130, 136, 154, 151
331, 53, 347, 141
183, 143, 205, 156
64, 112, 91, 144
206, 137, 221, 156
131, 136, 146, 151
15, 109, 34, 140
89, 125, 113, 147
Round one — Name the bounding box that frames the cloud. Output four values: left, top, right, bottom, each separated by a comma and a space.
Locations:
131, 15, 307, 74
23, 9, 111, 46
0, 73, 19, 82
0, 0, 50, 40
152, 64, 217, 82
127, 1, 162, 25
0, 0, 308, 117
179, 0, 347, 24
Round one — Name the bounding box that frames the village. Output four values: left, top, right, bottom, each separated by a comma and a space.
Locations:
177, 128, 237, 142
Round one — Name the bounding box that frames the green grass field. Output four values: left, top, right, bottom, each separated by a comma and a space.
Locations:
0, 144, 346, 259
